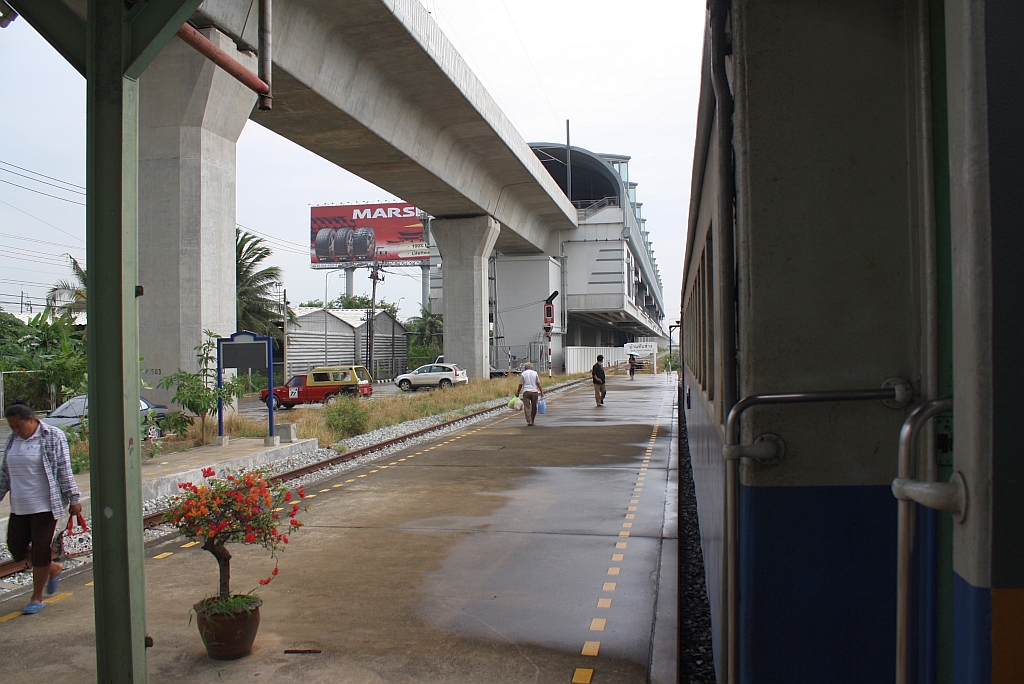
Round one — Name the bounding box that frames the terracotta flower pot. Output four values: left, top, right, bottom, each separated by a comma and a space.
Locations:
194, 597, 262, 660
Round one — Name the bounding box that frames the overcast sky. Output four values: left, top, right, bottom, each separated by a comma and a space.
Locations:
0, 1, 704, 327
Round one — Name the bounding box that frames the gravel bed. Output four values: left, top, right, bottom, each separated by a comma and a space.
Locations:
678, 413, 717, 683
0, 379, 585, 597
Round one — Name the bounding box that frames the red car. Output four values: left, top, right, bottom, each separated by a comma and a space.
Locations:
261, 365, 373, 409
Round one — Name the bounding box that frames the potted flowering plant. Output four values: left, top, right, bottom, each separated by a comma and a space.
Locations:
164, 467, 304, 659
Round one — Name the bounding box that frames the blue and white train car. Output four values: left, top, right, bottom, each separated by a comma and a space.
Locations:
681, 2, 1023, 683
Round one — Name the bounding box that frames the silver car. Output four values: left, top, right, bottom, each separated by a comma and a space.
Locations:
395, 363, 468, 391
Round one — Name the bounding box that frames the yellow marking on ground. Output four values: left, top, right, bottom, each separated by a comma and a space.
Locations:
380, 466, 389, 469
369, 470, 379, 473
597, 598, 613, 608
181, 541, 200, 548
415, 452, 423, 455
358, 474, 368, 478
611, 554, 624, 561
607, 567, 620, 576
0, 612, 22, 622
619, 531, 630, 538
304, 494, 316, 498
572, 668, 594, 683
398, 458, 407, 461
85, 581, 94, 586
153, 552, 173, 559
273, 507, 284, 511
630, 499, 639, 504
615, 542, 627, 549
332, 484, 343, 488
44, 592, 72, 603
390, 462, 398, 465
627, 506, 637, 512
581, 641, 601, 656
346, 479, 356, 482
625, 514, 636, 520
622, 523, 633, 528
602, 582, 616, 591
589, 618, 607, 631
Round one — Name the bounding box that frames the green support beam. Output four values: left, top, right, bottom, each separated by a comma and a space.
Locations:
12, 0, 201, 680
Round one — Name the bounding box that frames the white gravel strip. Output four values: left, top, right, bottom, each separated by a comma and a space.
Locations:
0, 379, 584, 596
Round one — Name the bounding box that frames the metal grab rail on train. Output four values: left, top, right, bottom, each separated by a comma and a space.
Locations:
892, 397, 963, 684
721, 380, 912, 684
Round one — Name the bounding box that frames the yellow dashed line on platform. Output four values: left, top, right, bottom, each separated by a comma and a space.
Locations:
572, 668, 594, 683
602, 582, 616, 591
358, 474, 367, 478
153, 552, 173, 559
346, 479, 356, 482
0, 612, 22, 622
333, 484, 343, 488
627, 506, 637, 512
85, 581, 94, 586
581, 641, 601, 656
611, 554, 624, 561
589, 618, 607, 631
597, 598, 612, 608
181, 541, 200, 548
607, 567, 620, 576
369, 470, 379, 473
619, 531, 630, 537
615, 541, 627, 549
44, 592, 71, 603
319, 488, 330, 492
390, 462, 398, 465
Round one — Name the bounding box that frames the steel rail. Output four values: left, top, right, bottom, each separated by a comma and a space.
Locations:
0, 379, 587, 580
722, 385, 902, 684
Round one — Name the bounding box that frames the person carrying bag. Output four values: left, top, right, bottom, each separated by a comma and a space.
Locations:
514, 362, 544, 426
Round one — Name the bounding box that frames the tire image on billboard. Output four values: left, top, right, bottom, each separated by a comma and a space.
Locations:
315, 227, 336, 259
333, 227, 354, 258
352, 227, 376, 259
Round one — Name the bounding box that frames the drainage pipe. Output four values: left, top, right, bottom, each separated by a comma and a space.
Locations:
257, 0, 273, 110
176, 22, 269, 96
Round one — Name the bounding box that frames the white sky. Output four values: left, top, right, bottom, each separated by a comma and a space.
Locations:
0, 1, 704, 327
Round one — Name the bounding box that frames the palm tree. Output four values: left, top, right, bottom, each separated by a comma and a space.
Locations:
236, 228, 291, 341
406, 304, 443, 347
46, 254, 87, 317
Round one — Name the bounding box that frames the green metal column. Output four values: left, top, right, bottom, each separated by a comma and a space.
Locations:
85, 0, 147, 679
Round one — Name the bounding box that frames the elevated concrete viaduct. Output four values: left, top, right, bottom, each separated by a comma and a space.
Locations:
132, 0, 576, 395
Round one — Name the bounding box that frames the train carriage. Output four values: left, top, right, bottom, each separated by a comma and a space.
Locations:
681, 2, 1023, 683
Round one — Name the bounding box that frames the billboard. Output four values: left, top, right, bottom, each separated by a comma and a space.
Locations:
310, 202, 430, 269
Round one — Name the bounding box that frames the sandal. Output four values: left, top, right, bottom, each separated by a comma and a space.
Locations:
46, 571, 61, 595
22, 601, 45, 614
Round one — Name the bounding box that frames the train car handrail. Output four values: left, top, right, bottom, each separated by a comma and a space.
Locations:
891, 397, 959, 684
721, 382, 909, 684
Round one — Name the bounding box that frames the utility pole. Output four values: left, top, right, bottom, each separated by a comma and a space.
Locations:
367, 261, 382, 377
566, 119, 572, 203
281, 288, 289, 379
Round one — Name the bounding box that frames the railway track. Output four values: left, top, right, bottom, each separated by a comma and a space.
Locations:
0, 379, 587, 581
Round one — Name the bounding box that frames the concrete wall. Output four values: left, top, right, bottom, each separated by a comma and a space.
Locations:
493, 254, 563, 372
138, 28, 256, 405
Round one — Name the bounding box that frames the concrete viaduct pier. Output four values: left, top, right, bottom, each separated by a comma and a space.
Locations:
135, 0, 577, 394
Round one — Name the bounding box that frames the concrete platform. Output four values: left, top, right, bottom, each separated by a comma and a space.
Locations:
0, 437, 318, 540
0, 376, 678, 682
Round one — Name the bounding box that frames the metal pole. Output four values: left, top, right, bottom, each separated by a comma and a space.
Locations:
368, 264, 379, 376
281, 288, 288, 378
565, 119, 571, 203
216, 338, 224, 437
324, 271, 329, 365
257, 0, 272, 110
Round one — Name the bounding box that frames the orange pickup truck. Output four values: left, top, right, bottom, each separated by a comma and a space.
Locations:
261, 365, 373, 409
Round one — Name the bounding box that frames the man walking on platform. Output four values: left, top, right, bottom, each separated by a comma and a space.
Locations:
515, 362, 544, 426
592, 355, 607, 406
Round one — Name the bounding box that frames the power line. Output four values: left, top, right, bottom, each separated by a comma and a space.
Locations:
0, 200, 85, 243
237, 223, 310, 255
497, 0, 560, 130
0, 168, 87, 195
0, 232, 84, 252
0, 277, 55, 287
0, 244, 79, 262
0, 160, 86, 190
0, 179, 86, 206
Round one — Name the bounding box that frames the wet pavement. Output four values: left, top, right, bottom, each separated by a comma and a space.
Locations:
0, 374, 679, 683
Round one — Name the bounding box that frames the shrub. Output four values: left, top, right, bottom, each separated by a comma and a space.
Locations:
322, 396, 369, 438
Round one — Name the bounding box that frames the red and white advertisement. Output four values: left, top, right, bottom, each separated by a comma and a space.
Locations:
310, 202, 429, 269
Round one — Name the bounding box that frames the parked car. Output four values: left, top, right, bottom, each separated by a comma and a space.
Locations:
260, 365, 373, 409
42, 395, 169, 439
395, 363, 468, 391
